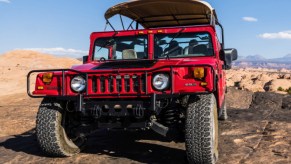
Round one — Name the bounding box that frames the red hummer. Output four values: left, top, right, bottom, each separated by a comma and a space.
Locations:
27, 0, 237, 163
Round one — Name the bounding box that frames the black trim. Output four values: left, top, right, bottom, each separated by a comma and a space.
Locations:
77, 94, 83, 112
151, 94, 156, 112
216, 21, 224, 49
171, 66, 174, 94
145, 71, 148, 94
62, 70, 65, 96
27, 69, 86, 98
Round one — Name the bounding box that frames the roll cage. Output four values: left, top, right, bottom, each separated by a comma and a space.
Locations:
103, 0, 225, 48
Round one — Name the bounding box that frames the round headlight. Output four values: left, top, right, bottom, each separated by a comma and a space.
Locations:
71, 76, 86, 92
152, 74, 170, 91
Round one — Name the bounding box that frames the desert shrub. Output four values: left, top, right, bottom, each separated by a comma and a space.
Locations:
287, 87, 291, 95
234, 82, 240, 87
278, 86, 284, 92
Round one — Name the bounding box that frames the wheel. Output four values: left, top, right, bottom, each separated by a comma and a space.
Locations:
36, 98, 85, 157
218, 99, 228, 121
185, 94, 219, 164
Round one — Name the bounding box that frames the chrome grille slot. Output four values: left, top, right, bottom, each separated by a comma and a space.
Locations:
100, 76, 105, 93
92, 76, 97, 93
89, 73, 146, 94
116, 75, 122, 92
108, 76, 114, 92
133, 74, 139, 92
124, 74, 130, 92
141, 74, 146, 92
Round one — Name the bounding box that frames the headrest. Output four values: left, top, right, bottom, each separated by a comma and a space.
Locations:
189, 39, 198, 46
169, 40, 179, 48
122, 49, 137, 59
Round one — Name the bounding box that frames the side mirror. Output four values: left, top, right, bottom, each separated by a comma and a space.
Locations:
225, 48, 238, 61
220, 48, 238, 70
83, 55, 88, 64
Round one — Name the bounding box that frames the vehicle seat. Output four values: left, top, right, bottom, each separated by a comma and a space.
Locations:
164, 40, 182, 56
191, 44, 208, 56
122, 49, 137, 59
137, 52, 146, 59
154, 45, 163, 58
184, 39, 198, 54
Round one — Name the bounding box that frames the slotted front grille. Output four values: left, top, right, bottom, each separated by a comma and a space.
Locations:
90, 74, 146, 94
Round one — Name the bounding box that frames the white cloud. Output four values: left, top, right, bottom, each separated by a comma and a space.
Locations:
242, 17, 258, 22
259, 31, 291, 39
22, 47, 88, 58
0, 0, 11, 3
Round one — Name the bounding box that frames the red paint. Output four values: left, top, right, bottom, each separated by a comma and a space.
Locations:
32, 25, 226, 108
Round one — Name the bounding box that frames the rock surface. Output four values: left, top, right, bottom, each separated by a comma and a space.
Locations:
282, 96, 291, 110
0, 50, 290, 163
0, 89, 290, 164
227, 68, 291, 93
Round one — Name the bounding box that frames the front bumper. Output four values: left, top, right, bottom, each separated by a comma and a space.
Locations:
27, 64, 216, 99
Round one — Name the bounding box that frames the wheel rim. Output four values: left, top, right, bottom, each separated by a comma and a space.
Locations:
61, 110, 85, 148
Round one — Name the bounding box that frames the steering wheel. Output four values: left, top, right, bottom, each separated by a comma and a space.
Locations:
99, 57, 106, 62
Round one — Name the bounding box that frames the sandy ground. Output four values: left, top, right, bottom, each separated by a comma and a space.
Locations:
0, 88, 290, 164
0, 50, 290, 163
0, 50, 81, 97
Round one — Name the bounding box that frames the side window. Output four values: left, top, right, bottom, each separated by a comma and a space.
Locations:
94, 47, 109, 60
93, 35, 148, 60
134, 42, 148, 59
115, 51, 122, 59
155, 32, 214, 58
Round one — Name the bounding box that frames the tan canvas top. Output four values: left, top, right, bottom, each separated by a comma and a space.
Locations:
105, 0, 217, 28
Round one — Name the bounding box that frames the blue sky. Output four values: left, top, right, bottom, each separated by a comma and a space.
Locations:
0, 0, 291, 59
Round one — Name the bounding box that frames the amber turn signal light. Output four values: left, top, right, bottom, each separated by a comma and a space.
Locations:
138, 31, 145, 34
193, 67, 205, 79
200, 82, 208, 87
42, 72, 53, 83
157, 30, 164, 33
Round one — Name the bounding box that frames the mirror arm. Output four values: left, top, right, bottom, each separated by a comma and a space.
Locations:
216, 21, 225, 49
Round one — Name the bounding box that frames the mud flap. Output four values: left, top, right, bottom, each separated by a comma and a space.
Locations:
150, 120, 178, 138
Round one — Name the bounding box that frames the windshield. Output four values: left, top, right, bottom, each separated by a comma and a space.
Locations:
154, 32, 214, 59
93, 35, 148, 60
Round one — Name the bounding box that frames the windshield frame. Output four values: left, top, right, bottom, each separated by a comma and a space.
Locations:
92, 34, 149, 61
89, 26, 218, 62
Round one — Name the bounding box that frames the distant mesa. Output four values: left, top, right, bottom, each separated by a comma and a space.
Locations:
234, 54, 291, 69
242, 55, 266, 61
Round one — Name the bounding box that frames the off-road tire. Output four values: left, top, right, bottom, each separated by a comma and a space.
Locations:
218, 99, 228, 120
36, 99, 82, 157
185, 94, 219, 164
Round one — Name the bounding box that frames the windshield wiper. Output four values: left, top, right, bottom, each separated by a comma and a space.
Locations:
161, 28, 185, 60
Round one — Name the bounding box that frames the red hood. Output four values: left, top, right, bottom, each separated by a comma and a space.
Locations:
71, 62, 99, 70
71, 57, 217, 71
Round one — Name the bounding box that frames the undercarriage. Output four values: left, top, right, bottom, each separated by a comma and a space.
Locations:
64, 95, 189, 139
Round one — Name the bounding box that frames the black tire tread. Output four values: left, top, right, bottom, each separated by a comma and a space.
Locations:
36, 99, 80, 157
185, 94, 218, 164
